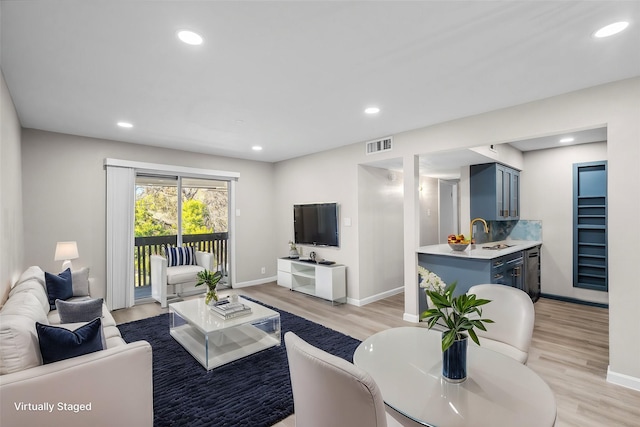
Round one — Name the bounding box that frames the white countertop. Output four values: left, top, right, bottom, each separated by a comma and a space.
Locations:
417, 239, 542, 259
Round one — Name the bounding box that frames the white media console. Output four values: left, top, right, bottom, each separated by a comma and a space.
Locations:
277, 258, 346, 303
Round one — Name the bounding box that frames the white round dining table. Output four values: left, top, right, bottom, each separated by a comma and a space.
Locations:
353, 327, 557, 427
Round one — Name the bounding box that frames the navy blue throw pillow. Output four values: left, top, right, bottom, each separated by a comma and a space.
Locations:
36, 318, 104, 364
45, 268, 73, 310
165, 245, 196, 267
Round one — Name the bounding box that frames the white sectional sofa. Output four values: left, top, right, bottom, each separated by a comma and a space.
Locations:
0, 266, 153, 427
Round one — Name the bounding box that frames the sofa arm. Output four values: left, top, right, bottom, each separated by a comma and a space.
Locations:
195, 251, 214, 270
0, 341, 153, 427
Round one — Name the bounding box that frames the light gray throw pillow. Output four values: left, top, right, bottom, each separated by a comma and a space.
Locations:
71, 267, 90, 297
55, 298, 103, 323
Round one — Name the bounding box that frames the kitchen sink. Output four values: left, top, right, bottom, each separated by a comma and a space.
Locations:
482, 244, 514, 250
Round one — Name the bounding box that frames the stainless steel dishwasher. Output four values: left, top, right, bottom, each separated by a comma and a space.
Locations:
524, 246, 541, 302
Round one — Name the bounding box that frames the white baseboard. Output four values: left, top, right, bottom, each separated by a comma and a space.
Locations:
234, 276, 277, 288
607, 366, 640, 392
403, 313, 420, 323
347, 286, 404, 307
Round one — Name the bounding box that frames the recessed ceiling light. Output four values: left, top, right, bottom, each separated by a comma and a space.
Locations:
177, 30, 204, 45
593, 21, 629, 38
365, 107, 380, 114
559, 137, 574, 144
252, 146, 263, 151
117, 122, 133, 128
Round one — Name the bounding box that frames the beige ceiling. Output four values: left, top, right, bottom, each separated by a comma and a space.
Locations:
1, 1, 638, 163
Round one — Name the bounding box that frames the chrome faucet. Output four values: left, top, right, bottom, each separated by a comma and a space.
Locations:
469, 218, 489, 247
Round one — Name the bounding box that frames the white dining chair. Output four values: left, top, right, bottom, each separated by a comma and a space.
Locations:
468, 284, 535, 364
284, 332, 410, 427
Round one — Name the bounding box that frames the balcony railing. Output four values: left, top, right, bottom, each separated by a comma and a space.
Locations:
134, 233, 229, 288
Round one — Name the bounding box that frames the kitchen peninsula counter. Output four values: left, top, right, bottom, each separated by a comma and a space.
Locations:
416, 240, 542, 303
417, 240, 542, 260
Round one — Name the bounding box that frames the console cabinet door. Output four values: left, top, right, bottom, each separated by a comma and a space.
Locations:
277, 259, 292, 289
315, 266, 346, 301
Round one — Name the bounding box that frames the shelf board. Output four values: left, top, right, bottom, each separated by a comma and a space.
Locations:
291, 271, 315, 279
292, 284, 316, 296
578, 272, 607, 279
577, 254, 606, 259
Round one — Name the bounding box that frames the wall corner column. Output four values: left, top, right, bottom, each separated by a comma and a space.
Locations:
403, 154, 420, 323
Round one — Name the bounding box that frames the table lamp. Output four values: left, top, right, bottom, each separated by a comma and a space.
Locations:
54, 241, 79, 271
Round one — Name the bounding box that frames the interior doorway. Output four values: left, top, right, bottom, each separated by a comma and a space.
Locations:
438, 180, 459, 243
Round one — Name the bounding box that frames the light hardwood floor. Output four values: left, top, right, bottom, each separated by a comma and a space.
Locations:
112, 283, 640, 427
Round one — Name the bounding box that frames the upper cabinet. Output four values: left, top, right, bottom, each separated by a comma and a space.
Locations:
470, 163, 520, 221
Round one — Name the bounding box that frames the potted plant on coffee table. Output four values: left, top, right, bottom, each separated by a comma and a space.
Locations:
420, 271, 493, 383
195, 270, 223, 305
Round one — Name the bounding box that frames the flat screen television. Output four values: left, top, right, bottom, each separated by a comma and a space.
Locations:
293, 203, 339, 247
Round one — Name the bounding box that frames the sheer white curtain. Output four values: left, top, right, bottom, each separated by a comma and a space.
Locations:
106, 165, 135, 310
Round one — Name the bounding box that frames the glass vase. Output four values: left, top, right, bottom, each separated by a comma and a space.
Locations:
205, 290, 217, 305
442, 334, 468, 383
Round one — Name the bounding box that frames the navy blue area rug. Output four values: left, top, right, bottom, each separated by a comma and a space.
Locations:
118, 299, 361, 427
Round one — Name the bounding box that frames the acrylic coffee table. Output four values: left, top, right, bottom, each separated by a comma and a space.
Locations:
169, 296, 281, 370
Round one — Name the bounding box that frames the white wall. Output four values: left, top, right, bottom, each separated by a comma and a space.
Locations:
357, 165, 404, 303
0, 71, 24, 306
418, 176, 439, 245
273, 144, 363, 299
522, 142, 608, 303
20, 129, 277, 300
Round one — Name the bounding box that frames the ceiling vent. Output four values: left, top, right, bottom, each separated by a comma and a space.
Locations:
365, 137, 393, 155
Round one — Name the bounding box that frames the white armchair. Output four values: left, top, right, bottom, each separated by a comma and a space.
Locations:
150, 250, 213, 308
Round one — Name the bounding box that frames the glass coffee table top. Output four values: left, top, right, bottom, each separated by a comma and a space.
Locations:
169, 297, 281, 370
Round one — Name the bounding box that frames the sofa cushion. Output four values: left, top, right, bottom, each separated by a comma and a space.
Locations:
45, 268, 73, 310
71, 267, 91, 297
106, 335, 127, 347
0, 292, 49, 324
11, 266, 50, 314
14, 265, 46, 290
166, 264, 205, 285
55, 298, 104, 323
0, 314, 43, 374
36, 318, 104, 364
8, 280, 50, 315
165, 245, 196, 267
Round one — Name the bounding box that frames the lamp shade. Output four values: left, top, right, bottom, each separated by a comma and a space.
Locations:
54, 241, 79, 261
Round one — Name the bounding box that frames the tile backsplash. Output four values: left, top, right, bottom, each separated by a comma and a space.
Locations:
509, 220, 542, 241
472, 220, 542, 243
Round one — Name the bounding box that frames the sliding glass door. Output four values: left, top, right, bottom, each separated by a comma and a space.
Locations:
181, 178, 229, 286
134, 175, 230, 301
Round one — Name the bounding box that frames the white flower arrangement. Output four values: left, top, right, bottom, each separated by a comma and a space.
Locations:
418, 266, 445, 294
